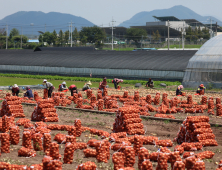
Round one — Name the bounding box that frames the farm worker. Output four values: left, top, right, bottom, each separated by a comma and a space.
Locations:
197, 84, 206, 95
59, 81, 68, 91
43, 79, 54, 98
176, 85, 184, 96
99, 77, 107, 96
145, 78, 154, 88
12, 84, 20, 96
24, 86, 33, 99
69, 84, 78, 96
112, 78, 123, 89
82, 81, 92, 91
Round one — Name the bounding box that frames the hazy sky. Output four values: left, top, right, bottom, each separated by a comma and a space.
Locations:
0, 0, 221, 26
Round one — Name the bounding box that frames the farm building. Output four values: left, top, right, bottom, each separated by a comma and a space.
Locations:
183, 34, 222, 88
0, 48, 196, 81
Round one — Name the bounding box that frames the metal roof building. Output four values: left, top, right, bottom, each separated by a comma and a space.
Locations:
183, 34, 222, 88
0, 49, 197, 81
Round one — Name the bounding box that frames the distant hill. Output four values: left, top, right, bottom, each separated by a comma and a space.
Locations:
118, 5, 222, 27
0, 11, 96, 37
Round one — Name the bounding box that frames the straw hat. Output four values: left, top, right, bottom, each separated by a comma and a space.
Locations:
87, 81, 92, 85
14, 84, 18, 88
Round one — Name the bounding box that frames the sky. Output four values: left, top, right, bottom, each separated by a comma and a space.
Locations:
0, 0, 221, 26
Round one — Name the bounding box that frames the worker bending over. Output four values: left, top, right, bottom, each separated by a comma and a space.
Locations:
99, 77, 107, 96
12, 84, 20, 96
24, 86, 33, 99
82, 81, 92, 91
112, 78, 123, 89
43, 79, 54, 98
59, 81, 68, 91
146, 78, 154, 88
197, 84, 206, 95
176, 85, 184, 96
69, 84, 78, 96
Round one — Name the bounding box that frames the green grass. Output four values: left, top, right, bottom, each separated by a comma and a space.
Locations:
0, 73, 181, 87
0, 76, 133, 89
102, 47, 135, 51
163, 44, 202, 48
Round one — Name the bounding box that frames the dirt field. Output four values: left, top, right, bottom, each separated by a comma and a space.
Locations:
0, 105, 221, 170
1, 87, 222, 169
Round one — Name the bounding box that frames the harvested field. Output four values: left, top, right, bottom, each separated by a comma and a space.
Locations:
0, 87, 222, 169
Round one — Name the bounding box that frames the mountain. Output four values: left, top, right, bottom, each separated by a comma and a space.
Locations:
0, 11, 96, 37
118, 5, 222, 27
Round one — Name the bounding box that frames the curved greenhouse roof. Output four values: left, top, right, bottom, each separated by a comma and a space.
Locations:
183, 34, 222, 88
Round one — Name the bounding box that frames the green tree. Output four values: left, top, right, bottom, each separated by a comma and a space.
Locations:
197, 26, 203, 39
43, 31, 53, 45
12, 35, 28, 43
152, 30, 161, 42
185, 26, 193, 41
125, 28, 147, 45
52, 30, 57, 45
79, 26, 106, 45
72, 27, 79, 43
58, 30, 63, 45
81, 35, 88, 46
202, 27, 210, 40
0, 28, 6, 36
64, 30, 69, 43
9, 28, 19, 40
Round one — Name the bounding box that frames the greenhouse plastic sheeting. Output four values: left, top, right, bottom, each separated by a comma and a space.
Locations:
0, 65, 185, 80
183, 34, 222, 88
0, 50, 196, 71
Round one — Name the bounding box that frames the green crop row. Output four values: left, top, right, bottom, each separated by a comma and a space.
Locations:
0, 73, 181, 86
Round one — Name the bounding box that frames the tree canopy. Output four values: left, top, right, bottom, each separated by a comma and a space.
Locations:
125, 28, 147, 44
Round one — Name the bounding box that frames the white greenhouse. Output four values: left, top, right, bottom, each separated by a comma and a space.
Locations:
183, 34, 222, 88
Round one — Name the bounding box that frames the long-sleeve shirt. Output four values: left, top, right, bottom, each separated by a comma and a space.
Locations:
24, 89, 33, 98
46, 82, 53, 88
60, 84, 67, 91
99, 80, 107, 89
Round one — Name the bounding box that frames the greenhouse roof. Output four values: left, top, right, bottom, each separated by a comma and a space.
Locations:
0, 50, 197, 71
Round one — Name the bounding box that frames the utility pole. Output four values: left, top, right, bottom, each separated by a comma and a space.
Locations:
168, 20, 170, 50
21, 27, 22, 49
111, 17, 116, 50
6, 23, 8, 50
68, 25, 70, 41
210, 17, 212, 38
182, 22, 184, 50
216, 22, 218, 36
71, 20, 73, 47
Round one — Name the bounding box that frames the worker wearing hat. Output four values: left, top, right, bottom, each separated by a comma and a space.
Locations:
59, 81, 68, 91
112, 78, 123, 89
197, 84, 206, 95
24, 86, 33, 99
82, 81, 92, 91
176, 85, 184, 96
12, 84, 20, 96
69, 84, 78, 96
43, 79, 54, 98
99, 77, 107, 96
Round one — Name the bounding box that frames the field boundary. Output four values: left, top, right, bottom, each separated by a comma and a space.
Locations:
22, 103, 222, 127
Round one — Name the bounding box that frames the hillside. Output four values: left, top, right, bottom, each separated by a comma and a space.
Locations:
0, 11, 96, 36
118, 5, 222, 27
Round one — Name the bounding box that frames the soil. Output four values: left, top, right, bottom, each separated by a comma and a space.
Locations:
1, 88, 222, 169
0, 105, 222, 170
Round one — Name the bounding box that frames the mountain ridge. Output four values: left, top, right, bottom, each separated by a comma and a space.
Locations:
118, 5, 222, 27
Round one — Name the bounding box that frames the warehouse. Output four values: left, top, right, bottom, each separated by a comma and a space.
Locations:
183, 34, 222, 88
0, 48, 197, 81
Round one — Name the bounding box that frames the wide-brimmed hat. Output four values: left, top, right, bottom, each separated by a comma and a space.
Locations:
103, 77, 107, 80
178, 85, 184, 89
26, 86, 30, 90
43, 79, 47, 82
200, 84, 204, 87
14, 84, 18, 88
87, 81, 92, 85
62, 81, 66, 85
